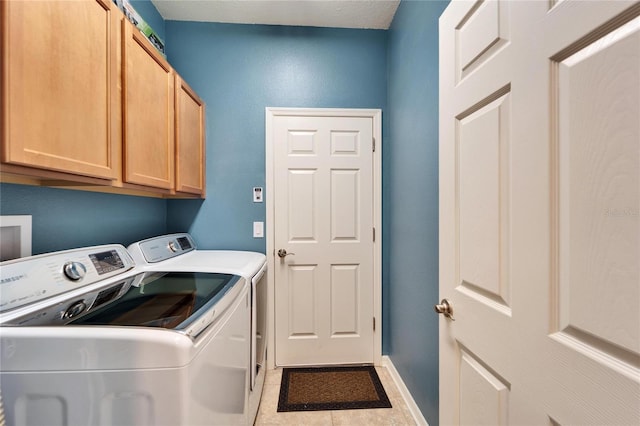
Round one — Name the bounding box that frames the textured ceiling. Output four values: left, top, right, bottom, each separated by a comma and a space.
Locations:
150, 0, 401, 30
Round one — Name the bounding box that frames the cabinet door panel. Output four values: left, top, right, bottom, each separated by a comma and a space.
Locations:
123, 25, 174, 190
2, 0, 118, 179
175, 76, 205, 196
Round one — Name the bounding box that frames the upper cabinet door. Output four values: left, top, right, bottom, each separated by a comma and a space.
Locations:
1, 0, 119, 180
175, 76, 206, 196
123, 22, 174, 190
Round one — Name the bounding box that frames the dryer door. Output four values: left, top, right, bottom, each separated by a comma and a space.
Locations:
251, 263, 267, 390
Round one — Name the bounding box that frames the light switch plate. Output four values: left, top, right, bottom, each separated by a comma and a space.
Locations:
253, 221, 264, 238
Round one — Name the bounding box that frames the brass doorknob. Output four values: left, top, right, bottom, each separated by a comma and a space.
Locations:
277, 249, 295, 258
434, 299, 455, 320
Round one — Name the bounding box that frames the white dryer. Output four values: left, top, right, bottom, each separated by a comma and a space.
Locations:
127, 233, 268, 425
0, 243, 250, 425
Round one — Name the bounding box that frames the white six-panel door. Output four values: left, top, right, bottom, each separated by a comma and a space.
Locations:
267, 109, 381, 366
439, 1, 639, 424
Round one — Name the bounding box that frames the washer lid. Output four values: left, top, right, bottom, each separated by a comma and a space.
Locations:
5, 271, 242, 337
70, 271, 241, 335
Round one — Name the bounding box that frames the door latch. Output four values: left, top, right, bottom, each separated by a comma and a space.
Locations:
434, 298, 455, 320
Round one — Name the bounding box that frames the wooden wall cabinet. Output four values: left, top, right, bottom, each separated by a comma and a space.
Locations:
175, 76, 206, 196
1, 0, 119, 181
122, 22, 175, 191
1, 0, 206, 199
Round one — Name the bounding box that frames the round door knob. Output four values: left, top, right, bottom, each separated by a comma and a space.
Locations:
434, 298, 455, 320
277, 249, 295, 258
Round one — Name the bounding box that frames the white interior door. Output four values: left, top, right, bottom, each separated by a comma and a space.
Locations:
439, 1, 639, 424
269, 110, 378, 366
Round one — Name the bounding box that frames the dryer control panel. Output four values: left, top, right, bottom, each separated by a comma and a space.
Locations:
0, 245, 135, 315
128, 233, 197, 264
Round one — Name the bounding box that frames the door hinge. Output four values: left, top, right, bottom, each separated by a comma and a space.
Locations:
372, 137, 376, 152
373, 227, 376, 242
373, 317, 376, 331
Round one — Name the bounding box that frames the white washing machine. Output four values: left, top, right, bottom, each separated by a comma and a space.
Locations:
127, 233, 267, 425
0, 242, 250, 425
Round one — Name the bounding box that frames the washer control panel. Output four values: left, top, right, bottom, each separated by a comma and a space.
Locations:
3, 275, 139, 326
0, 245, 135, 314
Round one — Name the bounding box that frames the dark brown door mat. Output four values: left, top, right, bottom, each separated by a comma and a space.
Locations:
277, 365, 392, 412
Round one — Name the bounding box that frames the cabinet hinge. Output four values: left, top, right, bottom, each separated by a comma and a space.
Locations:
373, 317, 376, 331
372, 137, 376, 152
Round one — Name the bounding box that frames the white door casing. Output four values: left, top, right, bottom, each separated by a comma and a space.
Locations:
266, 108, 382, 367
439, 1, 639, 425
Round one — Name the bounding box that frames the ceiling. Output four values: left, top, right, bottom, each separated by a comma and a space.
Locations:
150, 0, 401, 30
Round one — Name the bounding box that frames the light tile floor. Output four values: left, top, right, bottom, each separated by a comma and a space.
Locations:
255, 366, 416, 425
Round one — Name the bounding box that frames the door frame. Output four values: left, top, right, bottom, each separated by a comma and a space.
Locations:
265, 107, 382, 369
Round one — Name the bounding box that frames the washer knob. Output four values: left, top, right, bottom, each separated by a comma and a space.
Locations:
64, 300, 87, 319
63, 261, 87, 281
168, 241, 178, 252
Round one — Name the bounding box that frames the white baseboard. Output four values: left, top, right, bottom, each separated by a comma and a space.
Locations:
381, 355, 429, 426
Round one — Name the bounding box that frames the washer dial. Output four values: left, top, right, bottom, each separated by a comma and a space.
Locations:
63, 261, 87, 281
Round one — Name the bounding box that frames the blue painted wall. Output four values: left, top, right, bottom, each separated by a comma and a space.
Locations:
0, 184, 166, 254
386, 1, 449, 424
164, 22, 388, 252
